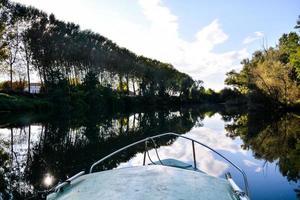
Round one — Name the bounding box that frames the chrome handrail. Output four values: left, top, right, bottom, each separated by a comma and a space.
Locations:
89, 132, 250, 197
54, 171, 85, 192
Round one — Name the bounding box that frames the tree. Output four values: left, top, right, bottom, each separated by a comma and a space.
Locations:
225, 69, 248, 94
21, 29, 33, 92
0, 24, 7, 62
295, 15, 300, 30
1, 1, 197, 98
5, 23, 21, 89
225, 26, 300, 108
251, 50, 299, 105
279, 32, 300, 80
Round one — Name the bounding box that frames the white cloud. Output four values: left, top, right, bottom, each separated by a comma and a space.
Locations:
255, 31, 264, 37
133, 0, 249, 90
243, 31, 264, 44
12, 0, 249, 90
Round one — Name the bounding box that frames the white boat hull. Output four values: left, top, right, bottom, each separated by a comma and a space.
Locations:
47, 165, 240, 200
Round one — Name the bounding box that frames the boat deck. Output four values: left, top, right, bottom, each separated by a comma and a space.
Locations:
47, 165, 239, 200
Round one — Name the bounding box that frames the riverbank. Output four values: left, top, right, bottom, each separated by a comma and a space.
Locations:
0, 91, 187, 113
0, 93, 51, 112
0, 90, 299, 113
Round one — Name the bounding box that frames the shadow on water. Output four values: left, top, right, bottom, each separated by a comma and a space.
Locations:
0, 105, 299, 199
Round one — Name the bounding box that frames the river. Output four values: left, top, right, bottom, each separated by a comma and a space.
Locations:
0, 106, 299, 199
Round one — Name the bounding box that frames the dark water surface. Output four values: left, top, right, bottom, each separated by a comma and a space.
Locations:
0, 107, 299, 200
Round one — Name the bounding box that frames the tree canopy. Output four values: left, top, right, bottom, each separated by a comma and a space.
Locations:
225, 25, 300, 108
0, 1, 7, 63
0, 1, 199, 99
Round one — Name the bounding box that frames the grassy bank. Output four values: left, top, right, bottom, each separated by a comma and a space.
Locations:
0, 91, 182, 113
0, 93, 51, 112
1, 89, 298, 113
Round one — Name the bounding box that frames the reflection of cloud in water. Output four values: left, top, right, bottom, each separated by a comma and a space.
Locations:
119, 114, 246, 177
255, 167, 263, 173
243, 159, 257, 167
118, 135, 228, 177
187, 127, 245, 154
243, 159, 263, 173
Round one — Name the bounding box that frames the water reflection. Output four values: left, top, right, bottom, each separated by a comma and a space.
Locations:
0, 108, 204, 199
226, 112, 300, 182
119, 114, 246, 177
0, 107, 299, 199
118, 131, 230, 177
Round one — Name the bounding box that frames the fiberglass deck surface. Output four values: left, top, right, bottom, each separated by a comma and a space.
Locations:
47, 165, 238, 200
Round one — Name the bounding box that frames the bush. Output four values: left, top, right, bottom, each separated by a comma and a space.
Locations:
0, 93, 50, 111
0, 80, 26, 92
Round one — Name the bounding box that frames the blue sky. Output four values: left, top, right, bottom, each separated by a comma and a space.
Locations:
13, 0, 300, 90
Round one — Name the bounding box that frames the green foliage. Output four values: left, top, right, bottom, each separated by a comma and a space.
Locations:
225, 68, 249, 94
0, 24, 8, 62
83, 71, 99, 91
0, 1, 7, 50
0, 93, 50, 111
82, 71, 103, 110
225, 28, 300, 108
0, 80, 26, 91
279, 32, 300, 81
218, 88, 246, 105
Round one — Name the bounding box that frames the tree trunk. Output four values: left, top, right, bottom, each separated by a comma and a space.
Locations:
27, 62, 30, 93
10, 63, 13, 90
126, 115, 129, 134
10, 128, 13, 190
119, 75, 123, 93
119, 118, 123, 134
26, 125, 31, 166
133, 114, 136, 131
132, 78, 136, 96
126, 74, 129, 95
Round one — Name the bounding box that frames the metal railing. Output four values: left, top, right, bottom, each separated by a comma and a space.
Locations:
89, 132, 250, 197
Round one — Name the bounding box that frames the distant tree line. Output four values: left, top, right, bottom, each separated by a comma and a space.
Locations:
0, 0, 204, 101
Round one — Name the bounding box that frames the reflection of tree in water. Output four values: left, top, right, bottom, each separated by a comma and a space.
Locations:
0, 108, 205, 199
225, 111, 300, 194
0, 126, 39, 200
0, 145, 10, 200
296, 187, 300, 200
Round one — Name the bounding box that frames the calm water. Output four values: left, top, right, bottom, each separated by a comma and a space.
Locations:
0, 107, 299, 200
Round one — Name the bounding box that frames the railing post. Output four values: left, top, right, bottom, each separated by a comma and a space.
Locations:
143, 152, 146, 165
192, 141, 197, 169
143, 141, 147, 166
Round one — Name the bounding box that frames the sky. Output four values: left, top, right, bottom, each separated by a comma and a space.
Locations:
13, 0, 300, 90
